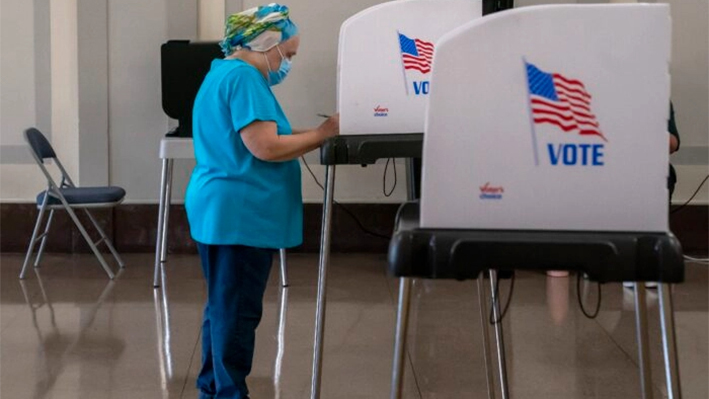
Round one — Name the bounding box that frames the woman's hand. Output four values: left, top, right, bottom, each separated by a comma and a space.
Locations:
317, 114, 340, 139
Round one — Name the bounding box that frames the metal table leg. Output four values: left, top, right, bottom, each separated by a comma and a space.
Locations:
478, 276, 497, 399
160, 161, 174, 263
634, 283, 654, 399
310, 165, 336, 399
390, 277, 413, 399
153, 158, 170, 288
489, 270, 510, 399
658, 283, 682, 399
154, 266, 174, 396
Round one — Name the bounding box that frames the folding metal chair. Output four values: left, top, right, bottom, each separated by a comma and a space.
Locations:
20, 128, 126, 279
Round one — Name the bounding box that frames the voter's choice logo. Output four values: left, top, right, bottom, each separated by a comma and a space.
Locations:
525, 60, 607, 167
479, 182, 504, 200
373, 105, 389, 117
397, 32, 434, 96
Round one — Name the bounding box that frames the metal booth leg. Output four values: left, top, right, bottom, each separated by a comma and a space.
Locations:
390, 277, 413, 399
477, 275, 497, 399
489, 270, 510, 399
274, 285, 289, 399
658, 283, 682, 399
390, 158, 419, 399
279, 248, 289, 287
310, 165, 336, 399
634, 282, 654, 399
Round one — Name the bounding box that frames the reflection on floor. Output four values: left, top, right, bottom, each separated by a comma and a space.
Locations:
1, 253, 706, 398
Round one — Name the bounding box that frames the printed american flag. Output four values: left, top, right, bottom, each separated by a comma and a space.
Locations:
526, 62, 607, 141
398, 33, 434, 74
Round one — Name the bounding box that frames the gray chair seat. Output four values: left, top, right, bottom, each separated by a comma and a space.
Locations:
38, 187, 126, 206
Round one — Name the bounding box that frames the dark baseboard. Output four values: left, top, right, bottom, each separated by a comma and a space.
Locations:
0, 203, 399, 255
1, 203, 706, 255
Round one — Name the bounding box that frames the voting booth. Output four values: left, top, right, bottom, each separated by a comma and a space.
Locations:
388, 4, 684, 399
421, 4, 671, 232
337, 0, 482, 135
311, 2, 487, 398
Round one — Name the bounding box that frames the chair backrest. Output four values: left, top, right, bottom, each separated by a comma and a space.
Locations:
25, 128, 56, 162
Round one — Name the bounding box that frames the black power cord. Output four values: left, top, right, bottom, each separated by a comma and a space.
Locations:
576, 274, 602, 319
572, 173, 709, 317
489, 272, 515, 325
383, 158, 397, 197
301, 156, 391, 240
671, 174, 709, 214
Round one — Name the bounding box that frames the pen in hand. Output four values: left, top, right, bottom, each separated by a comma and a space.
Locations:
316, 113, 339, 138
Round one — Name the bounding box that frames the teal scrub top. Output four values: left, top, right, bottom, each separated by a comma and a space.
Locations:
185, 58, 303, 248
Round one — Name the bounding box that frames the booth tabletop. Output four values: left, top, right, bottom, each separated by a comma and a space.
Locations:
159, 137, 194, 160
319, 133, 423, 166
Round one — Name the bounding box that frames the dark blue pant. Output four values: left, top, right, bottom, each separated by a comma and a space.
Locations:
196, 243, 274, 399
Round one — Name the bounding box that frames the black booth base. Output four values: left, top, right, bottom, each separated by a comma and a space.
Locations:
388, 203, 685, 284
320, 133, 423, 165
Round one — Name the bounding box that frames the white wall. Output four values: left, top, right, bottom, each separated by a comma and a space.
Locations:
107, 0, 173, 203
50, 0, 80, 186
1, 0, 79, 201
77, 0, 110, 187
0, 0, 35, 148
1, 0, 707, 205
0, 0, 42, 200
199, 0, 226, 40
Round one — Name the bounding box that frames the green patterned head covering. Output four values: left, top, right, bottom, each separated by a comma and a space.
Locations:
221, 3, 298, 55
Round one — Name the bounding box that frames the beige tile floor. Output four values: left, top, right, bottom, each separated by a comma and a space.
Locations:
0, 252, 706, 399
